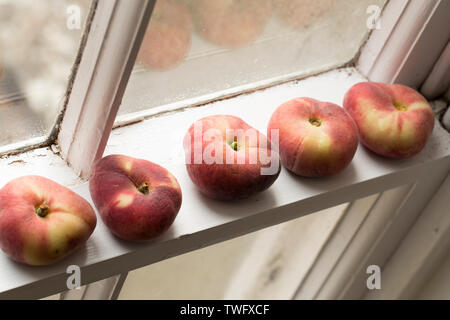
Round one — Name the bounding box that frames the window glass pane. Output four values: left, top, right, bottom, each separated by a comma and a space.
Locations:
118, 0, 386, 119
0, 0, 89, 150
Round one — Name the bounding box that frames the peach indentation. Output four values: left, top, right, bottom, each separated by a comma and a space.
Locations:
229, 136, 239, 151
35, 203, 50, 218
309, 118, 322, 127
137, 182, 150, 195
393, 102, 408, 112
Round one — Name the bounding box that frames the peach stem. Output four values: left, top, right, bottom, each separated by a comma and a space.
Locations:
393, 102, 408, 111
138, 182, 150, 195
309, 118, 322, 127
35, 203, 50, 218
231, 137, 239, 151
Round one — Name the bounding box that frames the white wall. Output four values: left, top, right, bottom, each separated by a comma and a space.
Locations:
118, 204, 345, 299
416, 251, 450, 300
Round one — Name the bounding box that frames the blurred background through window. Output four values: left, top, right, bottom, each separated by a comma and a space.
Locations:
0, 0, 89, 149
118, 0, 386, 120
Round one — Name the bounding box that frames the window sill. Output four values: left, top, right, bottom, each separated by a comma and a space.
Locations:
0, 67, 449, 299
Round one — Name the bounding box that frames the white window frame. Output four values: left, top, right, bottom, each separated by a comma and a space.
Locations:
357, 0, 450, 87
58, 0, 156, 178
0, 0, 448, 299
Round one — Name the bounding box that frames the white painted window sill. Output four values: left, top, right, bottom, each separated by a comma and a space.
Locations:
0, 67, 449, 299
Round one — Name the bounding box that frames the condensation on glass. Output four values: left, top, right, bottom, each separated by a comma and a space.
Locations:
0, 0, 89, 149
118, 0, 387, 119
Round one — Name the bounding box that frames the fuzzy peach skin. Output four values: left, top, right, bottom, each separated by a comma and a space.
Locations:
268, 98, 358, 177
184, 115, 281, 200
190, 0, 272, 48
0, 176, 96, 266
137, 0, 192, 71
343, 82, 434, 158
89, 155, 182, 241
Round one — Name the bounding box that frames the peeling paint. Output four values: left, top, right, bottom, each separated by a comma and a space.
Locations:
7, 160, 26, 166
